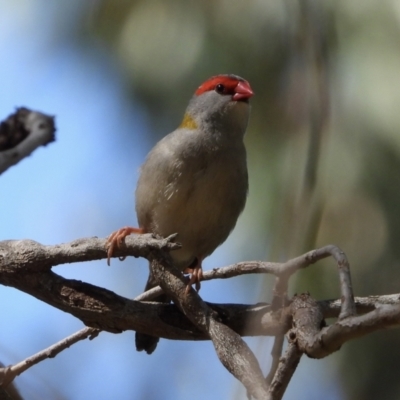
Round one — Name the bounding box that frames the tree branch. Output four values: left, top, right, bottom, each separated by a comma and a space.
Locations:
291, 293, 400, 359
147, 257, 269, 399
0, 108, 56, 174
0, 234, 398, 398
0, 235, 282, 338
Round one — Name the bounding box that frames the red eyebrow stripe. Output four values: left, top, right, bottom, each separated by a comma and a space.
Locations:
195, 75, 243, 96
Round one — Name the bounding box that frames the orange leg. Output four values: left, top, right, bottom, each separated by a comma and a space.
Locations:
106, 226, 144, 265
184, 257, 204, 294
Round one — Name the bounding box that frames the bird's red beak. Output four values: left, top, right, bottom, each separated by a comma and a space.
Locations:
232, 81, 254, 101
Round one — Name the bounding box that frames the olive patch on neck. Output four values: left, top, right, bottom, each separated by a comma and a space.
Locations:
179, 113, 198, 130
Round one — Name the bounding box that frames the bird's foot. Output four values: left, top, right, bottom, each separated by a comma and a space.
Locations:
106, 226, 144, 265
184, 258, 203, 294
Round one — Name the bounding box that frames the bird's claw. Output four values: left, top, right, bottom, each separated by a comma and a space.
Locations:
184, 260, 203, 294
106, 226, 144, 265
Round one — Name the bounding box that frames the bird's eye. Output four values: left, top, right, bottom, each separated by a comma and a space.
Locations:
215, 84, 225, 94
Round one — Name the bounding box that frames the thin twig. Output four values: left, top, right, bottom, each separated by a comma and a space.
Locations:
0, 327, 99, 387
267, 341, 303, 400
265, 334, 285, 385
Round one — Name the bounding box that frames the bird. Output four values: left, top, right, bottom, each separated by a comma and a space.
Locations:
107, 74, 253, 354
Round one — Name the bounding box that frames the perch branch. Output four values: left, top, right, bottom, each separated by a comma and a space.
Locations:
0, 234, 396, 396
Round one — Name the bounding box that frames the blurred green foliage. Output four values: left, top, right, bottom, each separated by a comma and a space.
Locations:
85, 0, 400, 398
